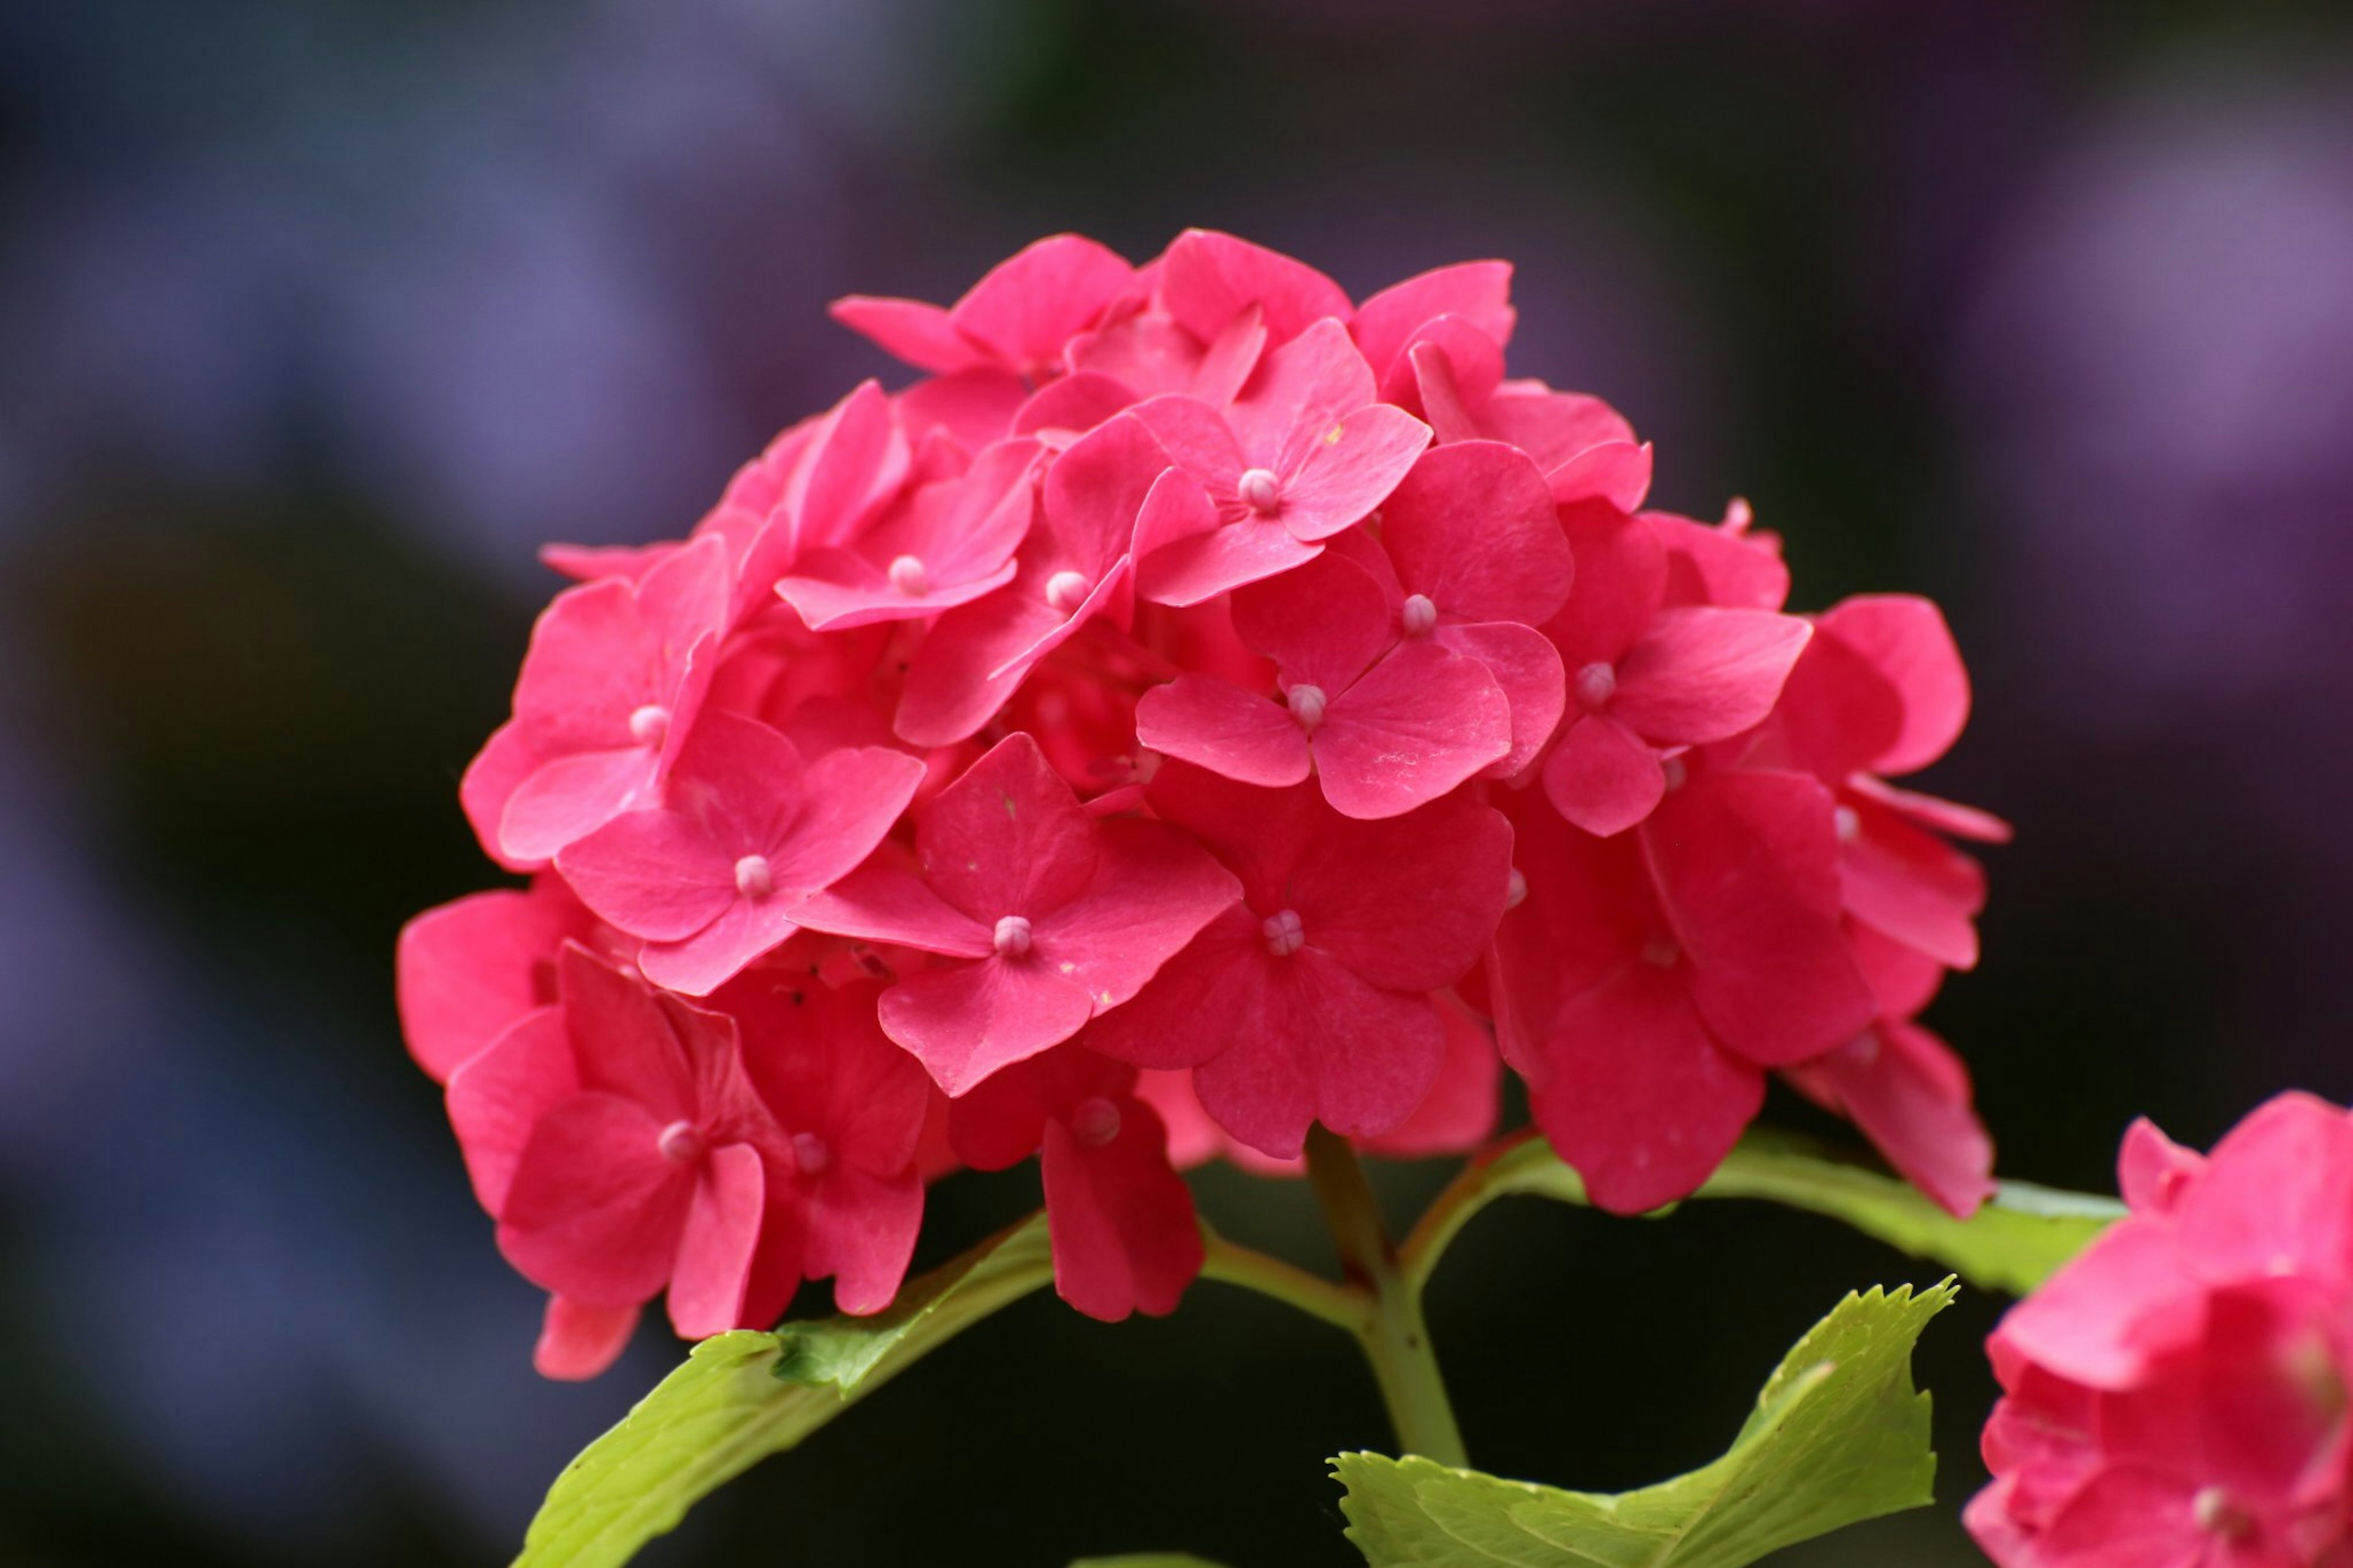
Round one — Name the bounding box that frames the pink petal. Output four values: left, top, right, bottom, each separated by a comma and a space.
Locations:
878, 958, 1096, 1096
765, 744, 925, 893
1544, 504, 1667, 668
1654, 510, 1792, 613
950, 233, 1135, 367
2118, 1117, 2207, 1216
1610, 607, 1813, 746
1080, 904, 1270, 1074
1770, 626, 1907, 784
1128, 464, 1223, 565
555, 945, 702, 1117
1477, 384, 1635, 472
556, 800, 738, 942
635, 893, 814, 998
1841, 793, 1987, 969
1849, 774, 2015, 844
501, 747, 661, 868
783, 381, 906, 557
1529, 961, 1765, 1215
1274, 402, 1431, 542
1032, 817, 1242, 1008
446, 1006, 579, 1215
1641, 770, 1877, 1067
1436, 619, 1566, 781
773, 547, 1017, 631
539, 540, 679, 585
1817, 594, 1972, 775
1126, 393, 1246, 495
1041, 412, 1175, 579
1042, 1099, 1203, 1320
1226, 317, 1376, 462
1133, 675, 1313, 789
1995, 1221, 2206, 1390
1012, 371, 1139, 439
1189, 945, 1446, 1160
1377, 316, 1505, 419
1139, 764, 1327, 915
1379, 441, 1572, 624
918, 733, 1100, 921
828, 295, 985, 374
806, 1165, 923, 1315
461, 719, 550, 871
1359, 996, 1502, 1159
790, 865, 991, 956
498, 1093, 693, 1308
1848, 918, 1948, 1018
1350, 260, 1515, 382
1813, 1019, 1994, 1219
1289, 790, 1515, 993
533, 1294, 640, 1381
2178, 1093, 2353, 1290
1311, 641, 1512, 820
1230, 549, 1395, 692
665, 1143, 766, 1338
1158, 229, 1352, 347
1137, 512, 1319, 607
396, 881, 585, 1083
1541, 713, 1667, 838
895, 368, 1026, 451
895, 572, 1074, 748
1547, 441, 1653, 512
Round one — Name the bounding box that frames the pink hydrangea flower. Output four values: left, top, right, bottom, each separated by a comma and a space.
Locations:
1970, 1094, 2353, 1567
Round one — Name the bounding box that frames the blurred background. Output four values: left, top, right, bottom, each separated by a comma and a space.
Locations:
4, 1, 2351, 1562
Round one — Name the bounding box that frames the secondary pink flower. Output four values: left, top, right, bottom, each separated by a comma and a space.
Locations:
894, 414, 1206, 747
1085, 762, 1514, 1159
718, 969, 928, 1320
556, 711, 924, 996
1491, 768, 1877, 1214
773, 437, 1042, 631
488, 947, 777, 1344
832, 234, 1138, 381
463, 533, 732, 868
1129, 317, 1431, 605
1784, 1015, 1994, 1218
1135, 551, 1512, 820
1539, 504, 1813, 837
794, 733, 1238, 1094
950, 1043, 1202, 1320
1970, 1094, 2353, 1567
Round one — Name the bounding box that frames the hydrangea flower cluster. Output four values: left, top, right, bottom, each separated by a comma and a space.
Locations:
396, 230, 2005, 1379
1971, 1094, 2353, 1566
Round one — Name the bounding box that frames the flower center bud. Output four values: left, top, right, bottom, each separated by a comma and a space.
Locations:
1045, 569, 1092, 613
992, 915, 1033, 957
1833, 805, 1861, 844
734, 854, 775, 899
1263, 907, 1306, 958
1287, 684, 1328, 731
1505, 868, 1529, 911
657, 1119, 705, 1164
1401, 593, 1439, 635
1069, 1096, 1123, 1149
1660, 755, 1689, 792
2193, 1486, 2251, 1538
1642, 935, 1681, 968
1573, 662, 1617, 710
791, 1130, 832, 1176
1238, 468, 1283, 514
629, 703, 672, 746
887, 554, 928, 595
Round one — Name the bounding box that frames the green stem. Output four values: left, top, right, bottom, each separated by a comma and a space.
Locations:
1303, 1126, 1470, 1466
1198, 1230, 1375, 1336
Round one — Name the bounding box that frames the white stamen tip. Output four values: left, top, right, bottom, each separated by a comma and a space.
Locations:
1070, 1096, 1123, 1149
886, 554, 928, 595
1573, 662, 1617, 710
1045, 569, 1091, 612
1506, 868, 1529, 910
628, 703, 672, 746
657, 1120, 705, 1164
992, 915, 1033, 957
1287, 684, 1328, 730
1401, 593, 1439, 635
733, 854, 775, 899
1238, 468, 1283, 514
1642, 936, 1681, 969
1834, 805, 1861, 844
1660, 755, 1689, 792
2193, 1486, 2248, 1537
792, 1131, 832, 1176
1262, 908, 1306, 958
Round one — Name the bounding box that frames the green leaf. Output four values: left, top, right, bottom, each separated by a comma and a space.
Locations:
1334, 1279, 1958, 1568
515, 1216, 1054, 1568
1401, 1131, 2121, 1298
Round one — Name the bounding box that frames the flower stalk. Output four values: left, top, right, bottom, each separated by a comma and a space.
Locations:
1304, 1125, 1470, 1468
